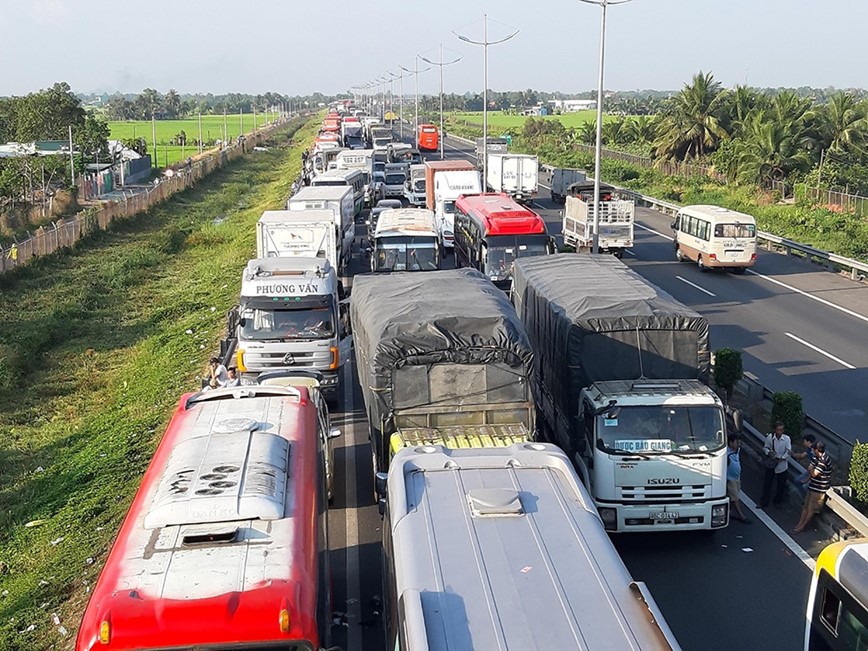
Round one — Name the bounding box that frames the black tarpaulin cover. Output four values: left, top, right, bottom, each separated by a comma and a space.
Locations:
350, 269, 533, 425
512, 254, 710, 434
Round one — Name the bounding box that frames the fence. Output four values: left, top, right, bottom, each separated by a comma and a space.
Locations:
0, 122, 289, 274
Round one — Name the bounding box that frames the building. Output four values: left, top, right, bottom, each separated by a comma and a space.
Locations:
548, 99, 597, 112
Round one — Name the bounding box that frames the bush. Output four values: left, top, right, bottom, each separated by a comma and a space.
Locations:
771, 391, 804, 439
850, 441, 868, 503
713, 348, 743, 400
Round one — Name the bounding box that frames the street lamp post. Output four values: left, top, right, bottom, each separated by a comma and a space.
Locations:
421, 45, 462, 160
455, 14, 518, 191
580, 0, 632, 253
400, 57, 430, 144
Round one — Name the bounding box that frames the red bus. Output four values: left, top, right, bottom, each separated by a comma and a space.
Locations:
76, 383, 338, 651
454, 192, 554, 289
417, 124, 439, 151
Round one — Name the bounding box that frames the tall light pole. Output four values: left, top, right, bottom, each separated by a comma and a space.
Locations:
398, 71, 405, 139
421, 45, 462, 160
400, 57, 430, 143
580, 0, 632, 253
384, 71, 400, 126
455, 15, 518, 190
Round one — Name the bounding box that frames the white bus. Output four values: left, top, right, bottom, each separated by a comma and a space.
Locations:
370, 208, 441, 273
378, 443, 681, 651
310, 168, 367, 217
672, 204, 757, 273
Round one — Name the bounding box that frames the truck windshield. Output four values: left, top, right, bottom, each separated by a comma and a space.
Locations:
484, 235, 549, 278
385, 174, 406, 186
443, 200, 456, 214
596, 405, 725, 455
374, 238, 439, 271
240, 306, 335, 341
413, 179, 425, 192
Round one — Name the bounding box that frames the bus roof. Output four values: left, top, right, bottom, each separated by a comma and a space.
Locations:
374, 208, 438, 238
677, 204, 756, 223
76, 387, 323, 651
816, 539, 868, 607
386, 443, 679, 650
456, 192, 547, 236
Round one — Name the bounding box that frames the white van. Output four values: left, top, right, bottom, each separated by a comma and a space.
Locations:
672, 204, 757, 273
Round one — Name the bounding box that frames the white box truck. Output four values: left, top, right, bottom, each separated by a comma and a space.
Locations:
562, 181, 634, 256
486, 153, 538, 203
549, 168, 586, 203
256, 210, 339, 270
286, 185, 355, 275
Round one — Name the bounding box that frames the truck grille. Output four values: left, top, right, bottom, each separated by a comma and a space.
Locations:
247, 350, 330, 370
618, 484, 709, 502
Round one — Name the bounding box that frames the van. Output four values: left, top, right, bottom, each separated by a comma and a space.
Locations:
672, 204, 757, 273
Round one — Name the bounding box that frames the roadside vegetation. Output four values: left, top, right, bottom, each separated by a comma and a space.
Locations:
0, 115, 317, 651
446, 72, 868, 259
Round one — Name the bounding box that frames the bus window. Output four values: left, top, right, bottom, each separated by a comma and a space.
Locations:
714, 223, 756, 238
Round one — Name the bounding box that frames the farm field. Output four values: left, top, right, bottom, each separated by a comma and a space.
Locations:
109, 114, 279, 167
449, 109, 619, 130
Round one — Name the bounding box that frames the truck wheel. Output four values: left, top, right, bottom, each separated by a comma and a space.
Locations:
613, 249, 623, 259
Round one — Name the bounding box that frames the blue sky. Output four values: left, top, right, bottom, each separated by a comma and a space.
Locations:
1, 0, 866, 96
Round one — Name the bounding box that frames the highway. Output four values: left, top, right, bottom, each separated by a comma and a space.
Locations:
318, 129, 868, 650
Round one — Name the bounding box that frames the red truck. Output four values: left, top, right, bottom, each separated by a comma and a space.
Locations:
424, 160, 477, 211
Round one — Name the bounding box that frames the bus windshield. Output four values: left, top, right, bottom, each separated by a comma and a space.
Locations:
374, 237, 439, 271
484, 235, 549, 278
240, 306, 335, 341
596, 405, 725, 455
714, 223, 756, 238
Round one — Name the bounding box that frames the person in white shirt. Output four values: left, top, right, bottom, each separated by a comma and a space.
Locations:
760, 421, 792, 508
220, 367, 241, 388
208, 357, 229, 389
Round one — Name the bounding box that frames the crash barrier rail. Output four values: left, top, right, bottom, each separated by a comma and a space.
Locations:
0, 119, 292, 275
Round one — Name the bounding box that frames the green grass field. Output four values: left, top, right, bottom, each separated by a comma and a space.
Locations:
109, 114, 276, 167
449, 110, 607, 130
0, 116, 317, 650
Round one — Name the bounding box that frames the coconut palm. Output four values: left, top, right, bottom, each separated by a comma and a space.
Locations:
732, 111, 813, 185
577, 120, 596, 145
818, 92, 868, 154
627, 115, 658, 145
653, 71, 729, 161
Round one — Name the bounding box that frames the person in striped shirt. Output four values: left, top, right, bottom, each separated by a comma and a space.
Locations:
791, 441, 832, 534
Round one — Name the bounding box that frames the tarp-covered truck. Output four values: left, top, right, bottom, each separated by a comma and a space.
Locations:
351, 268, 536, 476
512, 254, 729, 533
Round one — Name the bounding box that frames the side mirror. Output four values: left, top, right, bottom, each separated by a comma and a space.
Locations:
238, 318, 247, 328
328, 427, 342, 440
375, 472, 388, 499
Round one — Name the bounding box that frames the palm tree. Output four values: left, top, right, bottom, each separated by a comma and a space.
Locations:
726, 86, 766, 137
818, 92, 867, 154
627, 115, 657, 145
164, 89, 181, 118
732, 111, 813, 185
653, 71, 729, 161
577, 120, 596, 145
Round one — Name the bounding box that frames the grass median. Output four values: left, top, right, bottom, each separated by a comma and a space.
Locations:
0, 115, 318, 651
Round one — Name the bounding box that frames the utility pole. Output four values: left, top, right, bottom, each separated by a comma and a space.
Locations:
151, 112, 157, 169
400, 57, 430, 143
455, 14, 519, 190
421, 44, 462, 160
68, 125, 75, 187
198, 112, 203, 154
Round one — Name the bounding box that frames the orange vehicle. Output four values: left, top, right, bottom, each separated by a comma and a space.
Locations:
417, 124, 439, 151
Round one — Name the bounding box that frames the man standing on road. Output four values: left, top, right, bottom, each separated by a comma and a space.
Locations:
727, 433, 751, 523
792, 441, 832, 534
760, 421, 792, 509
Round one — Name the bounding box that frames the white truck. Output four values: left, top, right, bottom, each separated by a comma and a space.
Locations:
562, 181, 634, 257
256, 210, 338, 270
286, 185, 355, 275
335, 149, 375, 206
432, 169, 480, 251
474, 137, 509, 169
549, 168, 586, 203
230, 257, 352, 401
513, 254, 729, 534
404, 164, 426, 207
486, 153, 538, 203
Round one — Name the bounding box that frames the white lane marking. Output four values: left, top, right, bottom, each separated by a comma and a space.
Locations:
622, 249, 636, 256
635, 219, 868, 326
740, 492, 815, 571
676, 275, 716, 297
784, 332, 856, 369
635, 221, 674, 240
748, 269, 868, 326
342, 360, 362, 648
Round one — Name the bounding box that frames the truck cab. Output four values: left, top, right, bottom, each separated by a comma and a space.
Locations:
404, 164, 426, 207
232, 257, 351, 400
574, 379, 729, 533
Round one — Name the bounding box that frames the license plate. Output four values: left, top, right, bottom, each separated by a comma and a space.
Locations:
650, 512, 678, 520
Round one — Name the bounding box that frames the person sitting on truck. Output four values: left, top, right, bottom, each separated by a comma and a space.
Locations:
208, 357, 229, 389
220, 367, 241, 388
